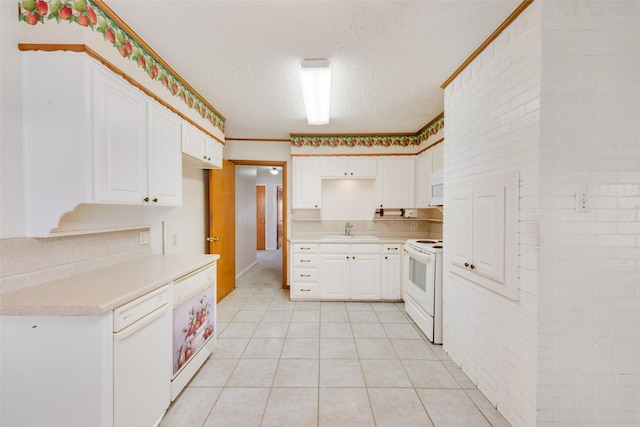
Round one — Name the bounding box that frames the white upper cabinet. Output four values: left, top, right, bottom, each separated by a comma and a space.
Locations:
431, 143, 444, 171
148, 102, 183, 206
181, 123, 223, 169
321, 157, 377, 178
293, 157, 321, 209
376, 156, 415, 209
415, 149, 433, 208
21, 51, 183, 236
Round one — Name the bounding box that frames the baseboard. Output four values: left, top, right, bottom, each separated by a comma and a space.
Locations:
235, 260, 258, 280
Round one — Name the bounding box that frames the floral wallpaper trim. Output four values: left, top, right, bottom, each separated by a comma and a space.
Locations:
17, 0, 225, 134
290, 115, 444, 148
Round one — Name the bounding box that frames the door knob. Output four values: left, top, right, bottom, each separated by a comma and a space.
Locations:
206, 237, 220, 242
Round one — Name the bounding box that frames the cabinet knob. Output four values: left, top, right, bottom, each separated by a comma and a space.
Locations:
344, 172, 347, 175
350, 172, 353, 175
143, 197, 149, 202
153, 197, 158, 203
385, 256, 388, 259
470, 264, 475, 270
464, 262, 469, 268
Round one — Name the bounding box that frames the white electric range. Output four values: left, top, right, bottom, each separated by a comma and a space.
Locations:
403, 239, 443, 344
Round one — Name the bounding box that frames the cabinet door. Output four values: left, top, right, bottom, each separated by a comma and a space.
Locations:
320, 254, 350, 299
381, 254, 402, 300
93, 68, 148, 204
349, 157, 377, 178
350, 254, 381, 300
293, 157, 321, 209
377, 157, 415, 208
450, 188, 473, 269
472, 184, 505, 283
415, 150, 433, 208
431, 143, 444, 171
148, 103, 182, 206
181, 123, 206, 161
320, 157, 349, 177
205, 137, 223, 169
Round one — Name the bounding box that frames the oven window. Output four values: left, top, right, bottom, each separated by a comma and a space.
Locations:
409, 257, 427, 292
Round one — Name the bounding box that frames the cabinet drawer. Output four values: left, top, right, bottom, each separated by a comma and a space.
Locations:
293, 254, 318, 267
382, 244, 403, 254
292, 268, 318, 282
291, 282, 319, 298
292, 243, 319, 253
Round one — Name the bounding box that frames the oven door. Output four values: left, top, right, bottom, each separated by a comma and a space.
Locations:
403, 245, 435, 317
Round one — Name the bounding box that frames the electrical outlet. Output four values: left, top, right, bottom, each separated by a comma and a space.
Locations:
367, 221, 374, 230
139, 230, 150, 245
576, 190, 590, 212
410, 222, 418, 230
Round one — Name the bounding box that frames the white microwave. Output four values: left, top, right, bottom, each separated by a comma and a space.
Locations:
429, 170, 443, 206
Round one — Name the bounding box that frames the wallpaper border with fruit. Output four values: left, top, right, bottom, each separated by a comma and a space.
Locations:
17, 0, 226, 134
290, 113, 444, 148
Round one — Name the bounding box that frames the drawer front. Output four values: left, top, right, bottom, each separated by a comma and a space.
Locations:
292, 243, 318, 253
292, 268, 317, 282
291, 282, 319, 298
382, 244, 402, 254
293, 254, 318, 267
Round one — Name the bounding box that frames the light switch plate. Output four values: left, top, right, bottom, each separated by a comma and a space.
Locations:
139, 230, 150, 245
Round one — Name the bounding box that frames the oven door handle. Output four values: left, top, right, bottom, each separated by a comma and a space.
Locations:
403, 247, 434, 263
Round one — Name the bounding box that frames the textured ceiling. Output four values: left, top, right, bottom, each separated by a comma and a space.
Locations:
105, 1, 521, 140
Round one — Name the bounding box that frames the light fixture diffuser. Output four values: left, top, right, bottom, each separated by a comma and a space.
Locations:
298, 59, 331, 125
269, 167, 279, 175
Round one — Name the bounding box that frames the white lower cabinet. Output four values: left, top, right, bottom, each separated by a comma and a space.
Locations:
319, 244, 381, 300
381, 244, 403, 300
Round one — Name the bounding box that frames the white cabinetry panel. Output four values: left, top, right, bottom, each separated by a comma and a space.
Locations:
449, 171, 518, 300
321, 157, 377, 178
293, 157, 321, 209
148, 102, 183, 206
377, 156, 415, 208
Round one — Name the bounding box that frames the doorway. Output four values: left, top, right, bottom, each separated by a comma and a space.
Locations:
232, 160, 288, 289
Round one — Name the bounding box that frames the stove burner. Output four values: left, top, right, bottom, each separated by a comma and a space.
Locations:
415, 240, 442, 244
432, 245, 443, 249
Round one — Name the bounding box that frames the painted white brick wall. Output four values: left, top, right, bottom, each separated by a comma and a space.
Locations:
443, 3, 542, 425
443, 1, 639, 426
537, 0, 639, 425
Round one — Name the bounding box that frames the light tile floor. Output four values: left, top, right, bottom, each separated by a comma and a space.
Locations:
161, 250, 510, 427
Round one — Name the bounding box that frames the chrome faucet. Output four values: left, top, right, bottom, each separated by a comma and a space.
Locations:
344, 222, 353, 236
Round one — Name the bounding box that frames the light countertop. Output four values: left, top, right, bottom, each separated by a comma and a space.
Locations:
0, 254, 219, 317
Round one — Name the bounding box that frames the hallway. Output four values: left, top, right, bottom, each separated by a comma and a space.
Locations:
160, 250, 510, 426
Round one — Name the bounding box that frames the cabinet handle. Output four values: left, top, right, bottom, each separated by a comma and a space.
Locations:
300, 274, 311, 278
301, 247, 311, 250
464, 262, 469, 268
143, 197, 149, 202
153, 197, 158, 203
470, 264, 475, 270
300, 259, 311, 263
301, 288, 311, 292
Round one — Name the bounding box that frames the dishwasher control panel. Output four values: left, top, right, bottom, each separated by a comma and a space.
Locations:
113, 285, 170, 332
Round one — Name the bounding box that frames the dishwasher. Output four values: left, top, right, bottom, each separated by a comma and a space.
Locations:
171, 263, 217, 400
113, 284, 172, 427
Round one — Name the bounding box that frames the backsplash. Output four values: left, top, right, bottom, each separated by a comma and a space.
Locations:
0, 229, 150, 293
290, 208, 443, 240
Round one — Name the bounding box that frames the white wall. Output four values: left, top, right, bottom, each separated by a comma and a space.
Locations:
537, 1, 639, 425
235, 166, 257, 278
443, 3, 542, 426
0, 1, 26, 238
150, 164, 209, 255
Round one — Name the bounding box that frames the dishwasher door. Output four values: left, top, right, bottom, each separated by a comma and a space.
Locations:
113, 285, 171, 427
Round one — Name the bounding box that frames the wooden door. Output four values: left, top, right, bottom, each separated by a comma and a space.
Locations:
209, 159, 236, 302
277, 186, 283, 249
256, 185, 266, 250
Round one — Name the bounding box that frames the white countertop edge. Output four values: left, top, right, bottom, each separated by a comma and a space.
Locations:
0, 254, 219, 317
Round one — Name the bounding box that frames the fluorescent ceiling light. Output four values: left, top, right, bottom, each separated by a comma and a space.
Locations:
298, 59, 331, 125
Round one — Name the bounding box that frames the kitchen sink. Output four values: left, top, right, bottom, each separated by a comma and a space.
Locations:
321, 235, 379, 241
